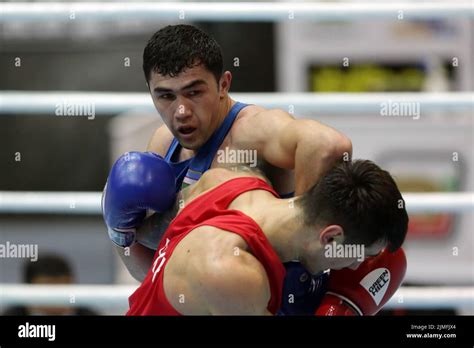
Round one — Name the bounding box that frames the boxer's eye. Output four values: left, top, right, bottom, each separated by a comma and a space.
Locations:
188, 90, 201, 97
159, 93, 174, 100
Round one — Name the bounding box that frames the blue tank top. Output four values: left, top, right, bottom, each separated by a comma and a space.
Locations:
164, 102, 248, 191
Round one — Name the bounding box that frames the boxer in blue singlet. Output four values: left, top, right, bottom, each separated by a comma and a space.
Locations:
103, 24, 352, 315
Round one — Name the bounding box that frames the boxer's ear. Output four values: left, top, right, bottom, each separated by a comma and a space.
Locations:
319, 225, 344, 246
218, 71, 232, 96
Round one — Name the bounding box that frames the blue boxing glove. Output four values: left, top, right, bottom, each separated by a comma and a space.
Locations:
102, 151, 176, 248
278, 262, 329, 315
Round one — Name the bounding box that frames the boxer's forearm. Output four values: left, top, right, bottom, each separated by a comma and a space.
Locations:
115, 210, 177, 281
254, 114, 352, 195
114, 243, 155, 282
294, 133, 352, 195
136, 212, 174, 250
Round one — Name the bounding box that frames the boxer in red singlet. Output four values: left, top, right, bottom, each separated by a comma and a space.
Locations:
127, 159, 408, 316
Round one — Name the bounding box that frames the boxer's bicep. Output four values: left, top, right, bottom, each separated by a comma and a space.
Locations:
237, 109, 296, 169
146, 124, 174, 156
270, 118, 352, 167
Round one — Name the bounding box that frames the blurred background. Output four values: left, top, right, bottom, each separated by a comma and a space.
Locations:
0, 0, 472, 315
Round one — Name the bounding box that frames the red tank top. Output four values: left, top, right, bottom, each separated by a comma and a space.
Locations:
126, 177, 286, 315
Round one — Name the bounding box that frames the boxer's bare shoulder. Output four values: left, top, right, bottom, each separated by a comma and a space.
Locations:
165, 224, 271, 315
146, 124, 174, 156
231, 107, 294, 149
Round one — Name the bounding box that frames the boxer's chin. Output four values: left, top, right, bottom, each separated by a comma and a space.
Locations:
179, 134, 203, 151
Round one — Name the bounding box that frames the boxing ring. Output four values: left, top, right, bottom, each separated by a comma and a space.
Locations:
1, 2, 473, 313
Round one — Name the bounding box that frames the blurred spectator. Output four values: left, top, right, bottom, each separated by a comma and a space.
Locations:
2, 254, 98, 315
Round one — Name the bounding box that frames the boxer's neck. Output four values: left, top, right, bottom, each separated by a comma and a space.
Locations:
258, 197, 306, 263
215, 95, 234, 128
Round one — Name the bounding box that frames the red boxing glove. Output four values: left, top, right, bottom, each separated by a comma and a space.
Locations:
315, 248, 407, 316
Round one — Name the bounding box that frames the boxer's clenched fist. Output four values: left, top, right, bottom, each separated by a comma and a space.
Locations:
316, 248, 407, 316
102, 151, 176, 247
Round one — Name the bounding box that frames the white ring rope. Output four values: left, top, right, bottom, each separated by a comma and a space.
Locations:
0, 191, 472, 214
1, 92, 473, 115
1, 2, 473, 23
0, 284, 472, 309
0, 192, 102, 215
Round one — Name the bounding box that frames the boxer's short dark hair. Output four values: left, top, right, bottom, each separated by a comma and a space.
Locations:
299, 160, 409, 251
143, 24, 223, 83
